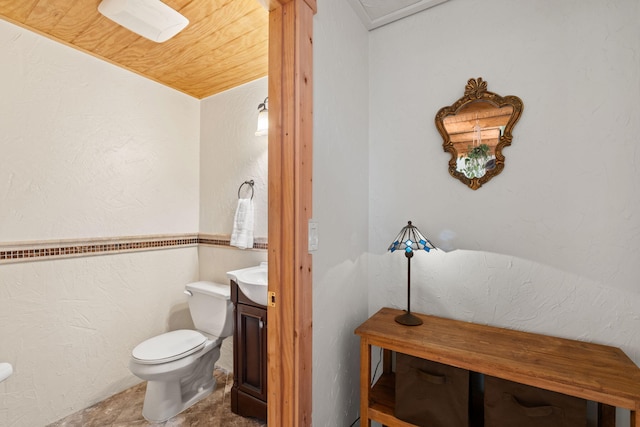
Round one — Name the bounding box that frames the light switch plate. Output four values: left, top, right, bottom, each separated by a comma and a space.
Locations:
308, 221, 319, 252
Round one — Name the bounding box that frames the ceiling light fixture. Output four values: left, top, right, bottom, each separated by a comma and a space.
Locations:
98, 0, 189, 43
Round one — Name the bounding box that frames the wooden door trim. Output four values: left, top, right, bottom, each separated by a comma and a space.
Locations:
267, 0, 315, 426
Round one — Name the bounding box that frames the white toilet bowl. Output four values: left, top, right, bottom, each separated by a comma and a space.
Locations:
129, 330, 222, 422
129, 281, 233, 422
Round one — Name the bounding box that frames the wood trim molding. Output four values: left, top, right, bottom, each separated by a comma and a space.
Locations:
267, 0, 315, 425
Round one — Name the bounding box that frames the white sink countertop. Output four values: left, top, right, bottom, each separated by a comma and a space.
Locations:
227, 262, 268, 306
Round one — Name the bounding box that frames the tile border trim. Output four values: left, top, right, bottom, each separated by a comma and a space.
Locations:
0, 233, 267, 264
198, 233, 268, 250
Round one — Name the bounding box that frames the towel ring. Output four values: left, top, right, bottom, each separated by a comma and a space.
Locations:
238, 180, 255, 200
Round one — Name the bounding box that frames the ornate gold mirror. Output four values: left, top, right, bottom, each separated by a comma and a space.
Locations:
435, 78, 523, 190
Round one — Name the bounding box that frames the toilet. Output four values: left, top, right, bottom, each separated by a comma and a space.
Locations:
129, 281, 234, 422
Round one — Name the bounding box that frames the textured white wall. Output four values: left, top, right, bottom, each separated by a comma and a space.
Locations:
0, 250, 199, 426
199, 78, 268, 239
368, 0, 639, 424
313, 0, 370, 425
0, 22, 200, 241
0, 19, 201, 426
199, 78, 269, 371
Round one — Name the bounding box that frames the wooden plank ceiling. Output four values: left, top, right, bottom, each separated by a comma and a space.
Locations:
0, 0, 269, 99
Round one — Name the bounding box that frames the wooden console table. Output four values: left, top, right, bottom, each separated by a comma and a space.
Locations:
355, 307, 640, 427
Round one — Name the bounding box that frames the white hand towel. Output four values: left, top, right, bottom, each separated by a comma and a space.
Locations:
230, 198, 254, 249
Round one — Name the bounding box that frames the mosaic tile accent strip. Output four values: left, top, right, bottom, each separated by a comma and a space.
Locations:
0, 234, 267, 264
253, 241, 268, 250
198, 235, 268, 250
198, 236, 232, 247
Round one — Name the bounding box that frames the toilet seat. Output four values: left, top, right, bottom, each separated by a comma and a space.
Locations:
132, 330, 207, 365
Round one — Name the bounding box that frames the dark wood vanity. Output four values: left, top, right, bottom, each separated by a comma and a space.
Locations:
230, 279, 267, 421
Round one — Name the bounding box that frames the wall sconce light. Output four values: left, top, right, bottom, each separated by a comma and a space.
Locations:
98, 0, 189, 43
388, 221, 437, 326
255, 97, 268, 136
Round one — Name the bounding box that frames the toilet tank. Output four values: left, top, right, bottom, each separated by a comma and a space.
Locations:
185, 281, 234, 338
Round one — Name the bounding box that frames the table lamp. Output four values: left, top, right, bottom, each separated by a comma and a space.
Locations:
388, 221, 437, 326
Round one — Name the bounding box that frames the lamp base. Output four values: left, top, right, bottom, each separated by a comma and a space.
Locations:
394, 311, 423, 326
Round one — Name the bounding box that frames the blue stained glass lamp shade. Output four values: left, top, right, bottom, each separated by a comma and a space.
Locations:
388, 221, 437, 326
388, 221, 437, 257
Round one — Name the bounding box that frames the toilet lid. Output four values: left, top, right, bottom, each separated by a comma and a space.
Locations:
132, 330, 207, 364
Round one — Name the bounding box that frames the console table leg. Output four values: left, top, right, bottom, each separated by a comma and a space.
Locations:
631, 409, 638, 427
360, 339, 371, 427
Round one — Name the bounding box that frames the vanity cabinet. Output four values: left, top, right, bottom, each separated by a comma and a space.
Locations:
355, 307, 640, 427
230, 280, 267, 421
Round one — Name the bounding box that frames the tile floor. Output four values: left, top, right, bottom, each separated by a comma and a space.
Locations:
47, 369, 267, 427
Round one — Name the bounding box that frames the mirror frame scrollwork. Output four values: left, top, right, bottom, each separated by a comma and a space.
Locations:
435, 78, 523, 190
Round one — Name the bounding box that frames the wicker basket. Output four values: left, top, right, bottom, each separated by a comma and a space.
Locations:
484, 376, 587, 427
395, 353, 469, 427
